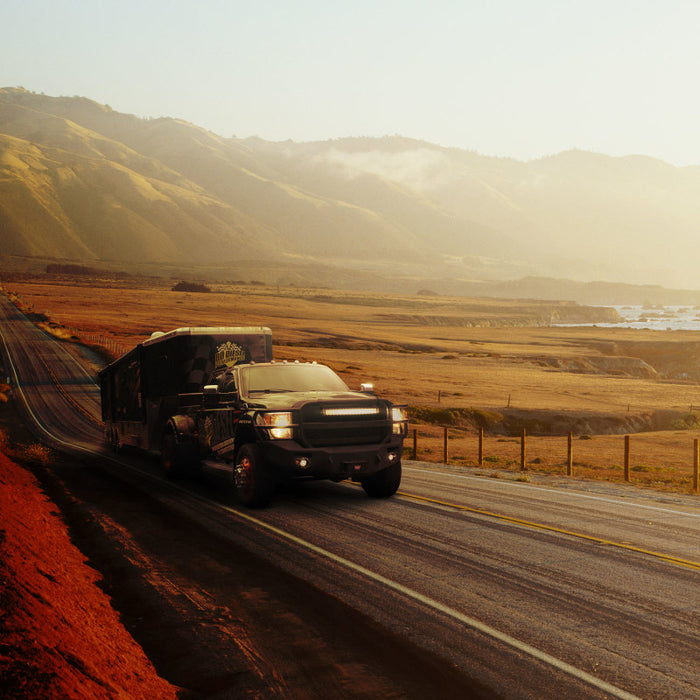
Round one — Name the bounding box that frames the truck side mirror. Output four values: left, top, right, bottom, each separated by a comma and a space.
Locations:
360, 383, 374, 394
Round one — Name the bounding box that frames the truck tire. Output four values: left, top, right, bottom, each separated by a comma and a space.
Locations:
234, 443, 274, 508
361, 460, 402, 498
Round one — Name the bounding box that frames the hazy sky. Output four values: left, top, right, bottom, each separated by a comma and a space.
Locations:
3, 0, 700, 165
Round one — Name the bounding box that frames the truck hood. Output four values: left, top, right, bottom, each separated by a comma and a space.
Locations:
245, 391, 383, 411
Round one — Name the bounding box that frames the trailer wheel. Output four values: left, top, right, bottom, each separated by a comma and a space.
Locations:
234, 444, 273, 508
109, 429, 121, 454
361, 460, 402, 498
160, 432, 195, 479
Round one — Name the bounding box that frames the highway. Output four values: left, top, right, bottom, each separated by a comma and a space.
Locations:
1, 293, 698, 699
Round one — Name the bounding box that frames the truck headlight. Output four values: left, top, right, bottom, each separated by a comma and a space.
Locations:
392, 406, 408, 436
256, 412, 294, 439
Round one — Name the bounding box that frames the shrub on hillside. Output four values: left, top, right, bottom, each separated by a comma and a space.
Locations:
17, 442, 54, 466
671, 412, 700, 430
171, 281, 211, 293
408, 405, 503, 429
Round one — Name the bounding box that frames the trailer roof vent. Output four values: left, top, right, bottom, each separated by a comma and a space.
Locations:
150, 331, 165, 340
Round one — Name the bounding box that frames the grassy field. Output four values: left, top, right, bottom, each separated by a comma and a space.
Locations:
5, 276, 700, 494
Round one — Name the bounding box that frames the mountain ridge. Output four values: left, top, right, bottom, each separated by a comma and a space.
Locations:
1, 87, 698, 293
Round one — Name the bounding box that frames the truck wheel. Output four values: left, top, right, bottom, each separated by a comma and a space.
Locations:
361, 461, 402, 498
234, 444, 273, 508
161, 432, 199, 479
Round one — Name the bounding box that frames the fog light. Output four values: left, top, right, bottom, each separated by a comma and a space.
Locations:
295, 457, 310, 469
387, 451, 397, 462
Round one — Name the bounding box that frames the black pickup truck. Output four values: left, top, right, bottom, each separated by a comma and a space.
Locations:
100, 327, 407, 507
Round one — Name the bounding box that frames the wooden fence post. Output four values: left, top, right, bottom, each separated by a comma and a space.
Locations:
443, 427, 449, 465
624, 435, 631, 482
478, 428, 483, 467
567, 432, 573, 476
694, 438, 699, 494
521, 428, 527, 470
412, 428, 417, 460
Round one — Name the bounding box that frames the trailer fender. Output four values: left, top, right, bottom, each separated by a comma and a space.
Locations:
162, 415, 200, 478
165, 414, 197, 444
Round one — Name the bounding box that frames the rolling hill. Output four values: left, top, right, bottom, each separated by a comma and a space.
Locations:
2, 87, 700, 295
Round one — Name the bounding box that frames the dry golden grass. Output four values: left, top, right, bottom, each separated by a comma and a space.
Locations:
6, 277, 700, 494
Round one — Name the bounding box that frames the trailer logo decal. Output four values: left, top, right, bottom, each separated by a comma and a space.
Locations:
215, 341, 246, 368
201, 411, 239, 453
202, 415, 215, 448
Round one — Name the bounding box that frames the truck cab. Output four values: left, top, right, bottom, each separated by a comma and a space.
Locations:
191, 360, 407, 507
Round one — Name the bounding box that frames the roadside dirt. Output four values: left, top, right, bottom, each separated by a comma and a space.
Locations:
0, 428, 179, 698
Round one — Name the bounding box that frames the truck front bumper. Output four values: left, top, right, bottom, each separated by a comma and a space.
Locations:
259, 438, 404, 481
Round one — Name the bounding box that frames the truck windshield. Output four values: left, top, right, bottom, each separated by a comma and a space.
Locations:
240, 364, 349, 396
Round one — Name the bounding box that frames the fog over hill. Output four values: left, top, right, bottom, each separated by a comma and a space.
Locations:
1, 87, 699, 300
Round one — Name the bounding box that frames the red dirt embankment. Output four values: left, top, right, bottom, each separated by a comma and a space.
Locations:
0, 449, 178, 699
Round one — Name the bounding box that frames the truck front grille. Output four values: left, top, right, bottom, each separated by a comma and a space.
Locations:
299, 401, 391, 448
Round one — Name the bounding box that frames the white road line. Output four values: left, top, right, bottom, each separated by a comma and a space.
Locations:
0, 328, 90, 451
218, 503, 641, 700
405, 465, 700, 519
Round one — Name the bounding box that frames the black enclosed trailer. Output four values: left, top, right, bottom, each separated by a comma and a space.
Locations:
99, 326, 272, 453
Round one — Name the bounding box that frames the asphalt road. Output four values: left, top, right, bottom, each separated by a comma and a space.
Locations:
1, 294, 698, 699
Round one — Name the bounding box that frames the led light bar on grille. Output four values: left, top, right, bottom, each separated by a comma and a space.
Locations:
322, 406, 380, 417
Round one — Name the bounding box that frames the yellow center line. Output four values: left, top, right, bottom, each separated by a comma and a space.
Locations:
397, 490, 700, 572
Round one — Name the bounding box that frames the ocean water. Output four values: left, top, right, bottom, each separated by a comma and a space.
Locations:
558, 305, 700, 331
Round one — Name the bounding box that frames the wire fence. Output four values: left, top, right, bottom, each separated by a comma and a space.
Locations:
408, 424, 700, 494
67, 328, 131, 359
